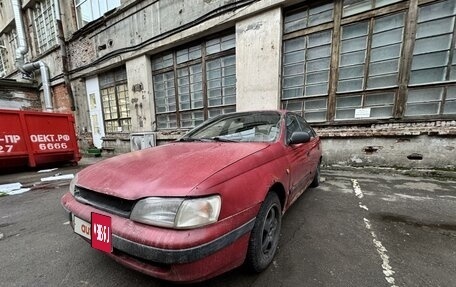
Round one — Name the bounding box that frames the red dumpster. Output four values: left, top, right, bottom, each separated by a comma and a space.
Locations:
0, 109, 81, 171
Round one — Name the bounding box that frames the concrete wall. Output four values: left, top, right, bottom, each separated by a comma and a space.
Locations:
317, 121, 456, 170
235, 8, 282, 111
125, 55, 155, 131
0, 0, 14, 34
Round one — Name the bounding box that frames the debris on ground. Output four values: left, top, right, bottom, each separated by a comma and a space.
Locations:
0, 183, 31, 196
0, 182, 22, 193
40, 174, 74, 182
37, 168, 59, 173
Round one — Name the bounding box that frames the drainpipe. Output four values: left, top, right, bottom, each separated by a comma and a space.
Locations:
12, 0, 53, 112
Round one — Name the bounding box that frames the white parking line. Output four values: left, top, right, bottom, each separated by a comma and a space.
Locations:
352, 179, 364, 199
351, 179, 398, 287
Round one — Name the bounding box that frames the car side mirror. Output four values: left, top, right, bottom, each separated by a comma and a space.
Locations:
289, 131, 311, 145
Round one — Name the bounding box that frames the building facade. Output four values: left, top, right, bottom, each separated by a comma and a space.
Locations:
0, 0, 455, 169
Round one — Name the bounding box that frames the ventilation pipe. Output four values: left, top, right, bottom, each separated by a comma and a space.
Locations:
13, 0, 53, 112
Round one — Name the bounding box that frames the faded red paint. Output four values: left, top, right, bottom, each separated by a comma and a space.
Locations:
0, 109, 80, 170
61, 110, 321, 282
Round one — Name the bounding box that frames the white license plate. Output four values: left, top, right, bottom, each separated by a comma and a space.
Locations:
73, 215, 91, 240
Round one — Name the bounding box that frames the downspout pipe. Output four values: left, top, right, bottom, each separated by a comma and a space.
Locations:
12, 0, 28, 74
12, 0, 53, 112
23, 62, 53, 111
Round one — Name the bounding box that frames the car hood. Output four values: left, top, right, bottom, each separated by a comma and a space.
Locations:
76, 142, 269, 200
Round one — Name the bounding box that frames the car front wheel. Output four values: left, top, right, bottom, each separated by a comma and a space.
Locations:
246, 192, 282, 272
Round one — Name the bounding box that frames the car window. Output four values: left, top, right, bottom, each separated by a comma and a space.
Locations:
185, 112, 282, 143
286, 114, 302, 143
296, 115, 316, 137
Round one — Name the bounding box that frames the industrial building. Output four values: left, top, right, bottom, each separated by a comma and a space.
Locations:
0, 0, 455, 169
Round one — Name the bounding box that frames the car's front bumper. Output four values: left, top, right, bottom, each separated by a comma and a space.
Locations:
61, 192, 260, 282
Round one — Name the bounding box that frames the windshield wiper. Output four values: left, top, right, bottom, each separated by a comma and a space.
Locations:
178, 137, 215, 142
208, 136, 238, 142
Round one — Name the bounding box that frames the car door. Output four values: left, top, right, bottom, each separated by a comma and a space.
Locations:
296, 115, 321, 175
285, 113, 313, 207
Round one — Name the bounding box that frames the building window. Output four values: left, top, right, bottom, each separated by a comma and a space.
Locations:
152, 34, 236, 129
75, 0, 121, 28
406, 0, 456, 117
284, 3, 334, 34
343, 0, 402, 17
282, 3, 334, 123
99, 67, 131, 133
405, 85, 456, 116
336, 92, 395, 119
335, 12, 404, 120
33, 0, 57, 53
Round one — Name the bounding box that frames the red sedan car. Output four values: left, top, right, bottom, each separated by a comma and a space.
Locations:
61, 110, 322, 282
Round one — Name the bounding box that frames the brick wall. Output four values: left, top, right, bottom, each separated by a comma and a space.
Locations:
52, 84, 72, 113
0, 80, 41, 111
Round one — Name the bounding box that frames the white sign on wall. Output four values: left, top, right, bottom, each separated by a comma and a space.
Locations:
354, 108, 371, 118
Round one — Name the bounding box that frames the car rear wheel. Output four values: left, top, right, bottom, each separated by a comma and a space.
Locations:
246, 192, 282, 272
310, 162, 321, 188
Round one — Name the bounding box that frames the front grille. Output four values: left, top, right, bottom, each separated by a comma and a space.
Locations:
74, 186, 136, 218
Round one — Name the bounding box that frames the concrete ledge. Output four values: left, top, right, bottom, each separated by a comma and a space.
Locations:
324, 165, 456, 181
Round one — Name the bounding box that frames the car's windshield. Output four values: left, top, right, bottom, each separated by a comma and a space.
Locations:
182, 112, 281, 143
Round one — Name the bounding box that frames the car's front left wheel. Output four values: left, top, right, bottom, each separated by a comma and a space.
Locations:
245, 192, 282, 272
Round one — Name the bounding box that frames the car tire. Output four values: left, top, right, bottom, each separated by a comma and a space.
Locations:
310, 162, 320, 188
246, 192, 282, 272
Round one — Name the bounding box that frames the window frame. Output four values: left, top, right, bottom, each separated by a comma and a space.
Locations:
99, 67, 131, 133
281, 2, 335, 123
74, 0, 121, 29
32, 0, 58, 54
151, 32, 236, 130
282, 0, 456, 125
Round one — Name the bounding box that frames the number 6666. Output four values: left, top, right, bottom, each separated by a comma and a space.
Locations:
39, 143, 68, 150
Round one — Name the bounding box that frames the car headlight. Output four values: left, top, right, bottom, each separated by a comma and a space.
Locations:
69, 173, 78, 196
130, 195, 221, 229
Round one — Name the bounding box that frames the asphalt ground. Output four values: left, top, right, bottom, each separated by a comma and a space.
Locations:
0, 166, 455, 287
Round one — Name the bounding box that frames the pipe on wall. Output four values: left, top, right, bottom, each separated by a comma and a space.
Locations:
12, 0, 53, 112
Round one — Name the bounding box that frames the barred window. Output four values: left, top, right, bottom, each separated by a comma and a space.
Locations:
152, 34, 236, 130
99, 67, 131, 133
406, 0, 456, 117
343, 0, 402, 17
75, 0, 121, 29
33, 0, 57, 53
